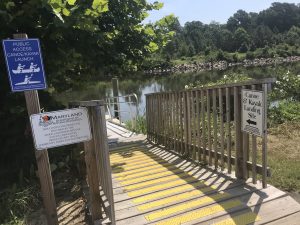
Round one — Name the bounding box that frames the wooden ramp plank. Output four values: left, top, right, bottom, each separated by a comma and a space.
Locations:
199, 195, 300, 225
114, 177, 247, 220
115, 184, 284, 225
110, 143, 300, 225
266, 211, 300, 225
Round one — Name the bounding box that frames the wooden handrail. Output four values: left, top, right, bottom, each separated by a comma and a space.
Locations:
146, 78, 276, 188
145, 78, 276, 96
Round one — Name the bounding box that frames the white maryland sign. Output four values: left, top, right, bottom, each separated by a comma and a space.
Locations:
242, 89, 265, 137
30, 108, 92, 150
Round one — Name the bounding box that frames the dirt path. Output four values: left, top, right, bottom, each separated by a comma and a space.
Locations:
26, 169, 87, 225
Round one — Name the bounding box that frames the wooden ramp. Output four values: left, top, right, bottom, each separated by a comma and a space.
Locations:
109, 142, 300, 225
106, 121, 146, 145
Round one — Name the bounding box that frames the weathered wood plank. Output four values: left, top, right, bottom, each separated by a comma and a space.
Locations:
219, 88, 225, 170
251, 84, 258, 184
234, 86, 243, 179
191, 91, 196, 160
84, 137, 102, 221
267, 211, 300, 225
195, 90, 201, 162
115, 178, 256, 221
225, 87, 232, 174
262, 83, 268, 188
212, 89, 218, 169
242, 85, 249, 179
187, 91, 192, 157
183, 92, 189, 156
207, 89, 212, 166
201, 89, 206, 164
199, 195, 300, 225
180, 92, 184, 155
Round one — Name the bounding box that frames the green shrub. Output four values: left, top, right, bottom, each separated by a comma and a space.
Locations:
269, 100, 300, 125
246, 51, 255, 59
125, 116, 147, 134
0, 184, 40, 224
271, 71, 300, 101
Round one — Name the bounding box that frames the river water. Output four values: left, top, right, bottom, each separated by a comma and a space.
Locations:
54, 62, 300, 121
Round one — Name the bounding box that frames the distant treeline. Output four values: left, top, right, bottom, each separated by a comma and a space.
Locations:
157, 3, 300, 61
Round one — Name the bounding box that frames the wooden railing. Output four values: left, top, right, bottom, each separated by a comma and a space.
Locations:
146, 78, 276, 188
69, 100, 115, 224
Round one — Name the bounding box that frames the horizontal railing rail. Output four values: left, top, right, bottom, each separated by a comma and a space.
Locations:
146, 78, 276, 188
105, 93, 138, 130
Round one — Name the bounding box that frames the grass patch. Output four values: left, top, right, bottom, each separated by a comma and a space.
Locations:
0, 184, 40, 225
125, 116, 147, 134
268, 122, 300, 192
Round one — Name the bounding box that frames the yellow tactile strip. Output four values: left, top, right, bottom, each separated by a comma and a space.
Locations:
110, 147, 260, 225
112, 158, 170, 172
124, 173, 192, 191
121, 169, 185, 186
133, 181, 216, 203
145, 192, 231, 221
155, 200, 242, 225
127, 176, 200, 197
113, 163, 174, 177
116, 166, 182, 181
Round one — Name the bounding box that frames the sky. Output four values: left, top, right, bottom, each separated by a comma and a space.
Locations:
144, 0, 300, 25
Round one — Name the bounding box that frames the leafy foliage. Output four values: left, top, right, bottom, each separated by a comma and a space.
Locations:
159, 3, 300, 60
0, 0, 170, 187
185, 73, 251, 89
0, 184, 40, 224
272, 71, 300, 100
125, 116, 147, 134
269, 100, 300, 124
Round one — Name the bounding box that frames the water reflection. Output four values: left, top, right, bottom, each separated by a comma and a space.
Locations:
54, 62, 299, 121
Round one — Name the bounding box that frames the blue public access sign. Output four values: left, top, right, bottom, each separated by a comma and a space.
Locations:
2, 39, 47, 92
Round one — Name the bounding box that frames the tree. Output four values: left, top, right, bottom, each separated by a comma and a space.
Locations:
257, 3, 300, 33
253, 25, 274, 48
0, 0, 169, 184
183, 21, 205, 53
227, 10, 251, 32
233, 27, 250, 51
286, 26, 300, 46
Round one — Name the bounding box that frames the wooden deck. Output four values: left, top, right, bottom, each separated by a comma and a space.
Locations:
109, 142, 300, 225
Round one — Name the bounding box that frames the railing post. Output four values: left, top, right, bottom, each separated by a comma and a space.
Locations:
262, 83, 268, 188
112, 77, 120, 120
96, 102, 116, 224
70, 100, 115, 224
83, 128, 103, 221
234, 87, 244, 179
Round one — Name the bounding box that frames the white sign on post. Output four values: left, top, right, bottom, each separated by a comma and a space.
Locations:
242, 89, 265, 137
30, 108, 92, 150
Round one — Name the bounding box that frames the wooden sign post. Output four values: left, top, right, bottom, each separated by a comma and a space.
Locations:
12, 34, 58, 225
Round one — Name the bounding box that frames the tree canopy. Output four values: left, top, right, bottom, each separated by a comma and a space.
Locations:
0, 0, 174, 90
0, 0, 174, 183
158, 2, 300, 60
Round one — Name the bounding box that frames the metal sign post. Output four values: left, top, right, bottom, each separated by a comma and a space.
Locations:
2, 34, 58, 225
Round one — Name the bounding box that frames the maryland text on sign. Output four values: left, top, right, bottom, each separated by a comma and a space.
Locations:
30, 108, 92, 150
